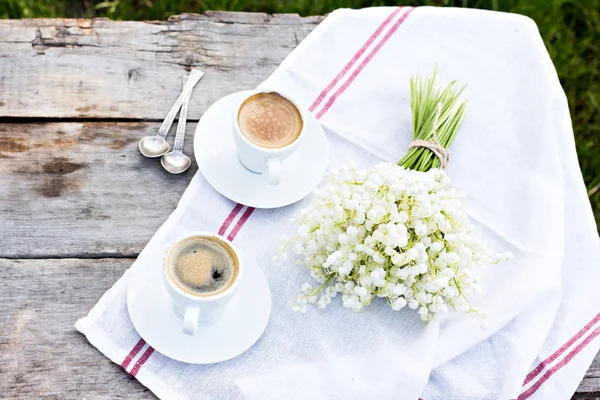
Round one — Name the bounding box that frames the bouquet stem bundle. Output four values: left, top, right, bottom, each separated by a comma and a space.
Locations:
398, 66, 467, 171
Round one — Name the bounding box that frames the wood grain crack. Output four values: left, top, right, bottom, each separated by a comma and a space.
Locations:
31, 28, 100, 54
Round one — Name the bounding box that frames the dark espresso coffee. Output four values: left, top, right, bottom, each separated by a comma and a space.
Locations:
237, 92, 303, 149
167, 236, 239, 297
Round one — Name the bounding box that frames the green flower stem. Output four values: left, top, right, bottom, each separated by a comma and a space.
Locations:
309, 273, 335, 297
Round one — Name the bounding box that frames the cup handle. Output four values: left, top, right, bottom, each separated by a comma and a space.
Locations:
266, 157, 281, 185
183, 306, 200, 335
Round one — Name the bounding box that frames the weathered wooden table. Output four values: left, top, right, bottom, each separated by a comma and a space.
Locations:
0, 11, 597, 399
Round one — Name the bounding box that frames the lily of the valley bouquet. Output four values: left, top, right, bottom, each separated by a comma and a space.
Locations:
282, 68, 511, 322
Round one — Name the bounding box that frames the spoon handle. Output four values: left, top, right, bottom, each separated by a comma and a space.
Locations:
173, 84, 192, 152
157, 69, 203, 139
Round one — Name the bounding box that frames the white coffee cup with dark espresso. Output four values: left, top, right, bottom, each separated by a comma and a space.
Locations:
163, 232, 242, 335
232, 90, 306, 185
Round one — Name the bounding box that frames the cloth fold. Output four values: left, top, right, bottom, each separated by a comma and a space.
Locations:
76, 6, 600, 399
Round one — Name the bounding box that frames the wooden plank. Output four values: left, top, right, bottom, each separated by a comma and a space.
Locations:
0, 258, 155, 399
0, 257, 597, 398
579, 356, 600, 396
0, 122, 195, 258
0, 12, 323, 120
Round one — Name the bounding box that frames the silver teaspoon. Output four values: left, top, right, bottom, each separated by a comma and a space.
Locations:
161, 84, 192, 174
139, 69, 204, 158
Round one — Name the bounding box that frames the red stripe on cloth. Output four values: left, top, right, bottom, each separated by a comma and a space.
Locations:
120, 338, 146, 369
227, 207, 255, 242
308, 7, 403, 113
522, 312, 600, 386
130, 346, 155, 377
518, 326, 600, 400
218, 203, 244, 236
314, 7, 415, 120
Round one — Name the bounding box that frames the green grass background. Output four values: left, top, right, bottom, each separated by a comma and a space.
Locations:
2, 0, 599, 229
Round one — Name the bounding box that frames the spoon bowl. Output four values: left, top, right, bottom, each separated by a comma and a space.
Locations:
161, 151, 192, 174
139, 136, 170, 158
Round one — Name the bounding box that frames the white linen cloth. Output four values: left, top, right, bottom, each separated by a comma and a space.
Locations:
76, 6, 600, 399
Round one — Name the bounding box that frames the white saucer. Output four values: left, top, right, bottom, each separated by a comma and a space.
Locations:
194, 91, 329, 209
127, 250, 271, 364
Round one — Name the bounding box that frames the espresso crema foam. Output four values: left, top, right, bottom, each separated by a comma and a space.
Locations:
237, 92, 303, 149
167, 236, 238, 297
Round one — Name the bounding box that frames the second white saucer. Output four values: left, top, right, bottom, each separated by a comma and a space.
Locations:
127, 249, 271, 364
194, 91, 329, 209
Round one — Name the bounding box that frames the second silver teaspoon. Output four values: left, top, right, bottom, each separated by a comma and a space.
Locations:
139, 69, 204, 158
161, 84, 192, 174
